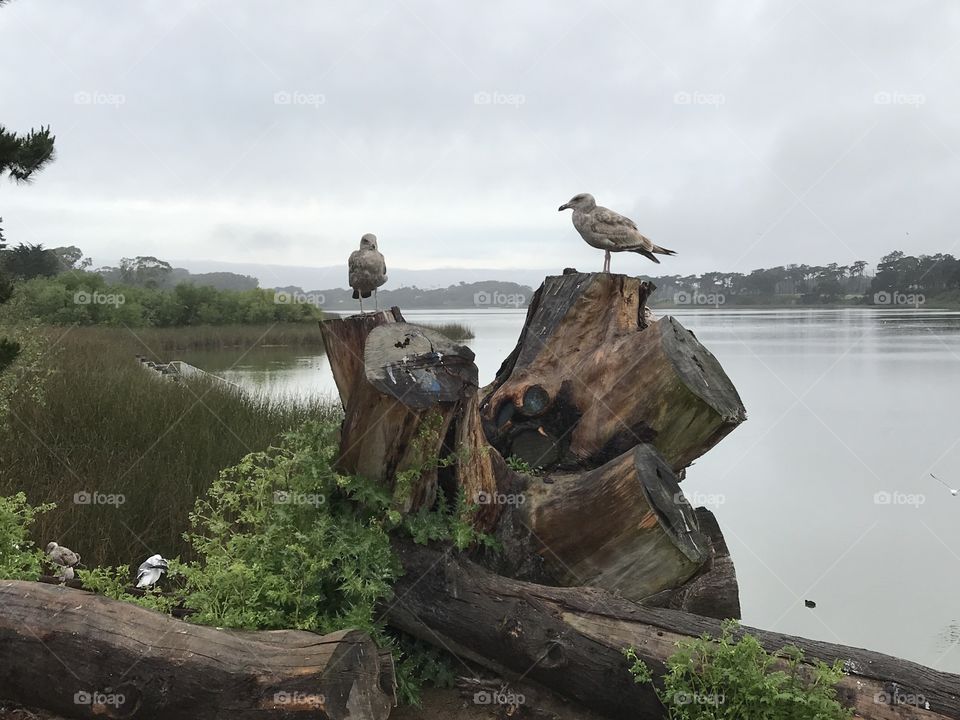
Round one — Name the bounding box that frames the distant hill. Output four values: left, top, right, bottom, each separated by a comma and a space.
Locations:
98, 266, 258, 291
273, 281, 533, 311
171, 259, 554, 292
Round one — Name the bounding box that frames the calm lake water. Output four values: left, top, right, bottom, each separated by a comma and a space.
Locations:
184, 307, 960, 672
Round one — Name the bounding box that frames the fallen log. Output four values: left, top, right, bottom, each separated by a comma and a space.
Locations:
493, 445, 712, 601
480, 272, 747, 472
0, 581, 395, 720
386, 540, 960, 720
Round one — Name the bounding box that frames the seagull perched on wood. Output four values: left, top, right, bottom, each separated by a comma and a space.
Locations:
136, 554, 169, 588
558, 193, 676, 272
45, 542, 80, 582
348, 233, 387, 313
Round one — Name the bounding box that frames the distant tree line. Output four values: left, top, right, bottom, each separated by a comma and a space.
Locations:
643, 251, 960, 307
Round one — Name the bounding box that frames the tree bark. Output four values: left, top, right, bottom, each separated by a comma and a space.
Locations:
480, 272, 747, 472
0, 580, 395, 720
321, 314, 481, 513
386, 540, 960, 720
491, 444, 714, 602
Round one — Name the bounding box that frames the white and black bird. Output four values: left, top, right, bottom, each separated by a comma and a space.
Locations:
136, 554, 169, 588
45, 541, 80, 582
559, 193, 676, 272
348, 233, 387, 313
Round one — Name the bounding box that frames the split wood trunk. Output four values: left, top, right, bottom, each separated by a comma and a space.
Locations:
480, 272, 746, 472
320, 310, 484, 513
386, 540, 960, 720
0, 580, 395, 720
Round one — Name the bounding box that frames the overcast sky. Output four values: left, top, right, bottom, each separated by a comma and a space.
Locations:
2, 0, 959, 281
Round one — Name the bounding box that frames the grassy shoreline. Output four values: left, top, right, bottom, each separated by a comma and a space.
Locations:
0, 325, 340, 567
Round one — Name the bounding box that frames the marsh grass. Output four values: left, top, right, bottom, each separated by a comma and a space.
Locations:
124, 322, 326, 353
0, 325, 340, 568
419, 321, 475, 341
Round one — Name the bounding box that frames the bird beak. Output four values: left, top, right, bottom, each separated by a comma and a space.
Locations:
558, 203, 570, 211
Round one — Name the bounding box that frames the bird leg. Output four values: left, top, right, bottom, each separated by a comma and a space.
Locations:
603, 250, 611, 273
358, 296, 364, 315
374, 287, 379, 311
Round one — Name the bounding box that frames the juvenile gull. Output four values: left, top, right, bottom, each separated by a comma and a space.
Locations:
348, 233, 387, 313
136, 554, 169, 588
45, 541, 80, 582
559, 193, 676, 272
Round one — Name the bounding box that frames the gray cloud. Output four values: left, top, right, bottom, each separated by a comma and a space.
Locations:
2, 0, 959, 279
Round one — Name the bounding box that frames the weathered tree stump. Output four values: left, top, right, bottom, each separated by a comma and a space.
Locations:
480, 272, 747, 471
321, 314, 483, 513
386, 540, 960, 720
0, 581, 395, 720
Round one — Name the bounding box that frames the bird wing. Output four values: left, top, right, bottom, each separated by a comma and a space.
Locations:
376, 250, 387, 278
50, 547, 79, 566
589, 206, 654, 251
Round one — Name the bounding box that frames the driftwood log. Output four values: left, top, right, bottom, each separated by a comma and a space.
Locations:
386, 540, 960, 720
0, 580, 395, 720
480, 272, 746, 471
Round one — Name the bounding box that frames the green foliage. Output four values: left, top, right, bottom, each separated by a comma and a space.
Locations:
1, 272, 322, 327
0, 124, 56, 183
178, 421, 400, 635
0, 243, 61, 280
506, 454, 535, 473
0, 321, 54, 421
625, 620, 852, 720
391, 634, 459, 707
77, 563, 182, 614
0, 493, 54, 580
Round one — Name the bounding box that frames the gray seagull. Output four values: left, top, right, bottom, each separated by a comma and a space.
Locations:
46, 541, 80, 582
136, 554, 169, 588
559, 193, 676, 272
348, 233, 387, 313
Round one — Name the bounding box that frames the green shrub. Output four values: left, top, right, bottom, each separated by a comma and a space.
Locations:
625, 620, 852, 720
0, 493, 55, 580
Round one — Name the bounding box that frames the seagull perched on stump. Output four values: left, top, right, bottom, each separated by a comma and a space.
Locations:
45, 541, 80, 582
348, 233, 387, 314
559, 193, 676, 272
136, 554, 169, 588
